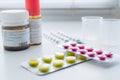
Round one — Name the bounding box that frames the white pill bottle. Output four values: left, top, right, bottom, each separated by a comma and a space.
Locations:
0, 10, 30, 51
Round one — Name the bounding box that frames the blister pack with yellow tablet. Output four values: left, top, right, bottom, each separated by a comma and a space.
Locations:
21, 52, 90, 76
21, 32, 119, 76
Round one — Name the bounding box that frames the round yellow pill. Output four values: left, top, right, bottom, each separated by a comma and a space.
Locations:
66, 56, 76, 64
42, 56, 52, 63
66, 51, 75, 56
53, 60, 64, 68
55, 52, 64, 60
39, 64, 50, 73
28, 58, 39, 67
77, 55, 87, 60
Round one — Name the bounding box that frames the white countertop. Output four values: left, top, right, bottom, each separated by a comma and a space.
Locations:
0, 21, 120, 80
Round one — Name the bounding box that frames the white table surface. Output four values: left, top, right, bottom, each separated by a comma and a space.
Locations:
0, 21, 120, 80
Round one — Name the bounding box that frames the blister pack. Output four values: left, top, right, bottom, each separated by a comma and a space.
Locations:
60, 42, 118, 63
21, 52, 91, 76
21, 32, 119, 76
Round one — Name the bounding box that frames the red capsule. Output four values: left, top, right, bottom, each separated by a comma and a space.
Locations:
78, 45, 85, 49
63, 45, 69, 49
79, 50, 86, 55
88, 52, 95, 57
70, 43, 77, 47
105, 53, 113, 58
98, 56, 106, 60
71, 47, 78, 52
86, 48, 93, 52
96, 50, 103, 55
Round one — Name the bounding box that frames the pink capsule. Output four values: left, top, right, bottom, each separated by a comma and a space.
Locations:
63, 45, 69, 49
79, 50, 86, 55
71, 47, 77, 52
78, 45, 85, 49
96, 50, 103, 55
86, 48, 93, 52
98, 56, 106, 60
88, 52, 95, 57
70, 43, 77, 47
105, 52, 113, 58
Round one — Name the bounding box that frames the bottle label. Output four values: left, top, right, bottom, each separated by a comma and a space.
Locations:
29, 18, 42, 43
2, 28, 30, 47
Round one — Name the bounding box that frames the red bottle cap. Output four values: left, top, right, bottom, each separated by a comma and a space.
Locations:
25, 0, 40, 16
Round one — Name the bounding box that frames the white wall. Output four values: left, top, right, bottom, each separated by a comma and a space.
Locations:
0, 8, 118, 21
40, 8, 119, 21
0, 0, 117, 9
0, 0, 120, 21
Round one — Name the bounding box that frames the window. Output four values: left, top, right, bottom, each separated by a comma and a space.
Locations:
0, 0, 118, 9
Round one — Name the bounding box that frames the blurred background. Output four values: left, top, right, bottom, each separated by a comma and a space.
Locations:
0, 0, 120, 21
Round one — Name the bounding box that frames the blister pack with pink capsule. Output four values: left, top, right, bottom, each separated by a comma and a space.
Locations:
59, 41, 118, 62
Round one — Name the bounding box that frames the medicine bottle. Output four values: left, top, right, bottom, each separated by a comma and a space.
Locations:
0, 10, 30, 51
25, 0, 42, 45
